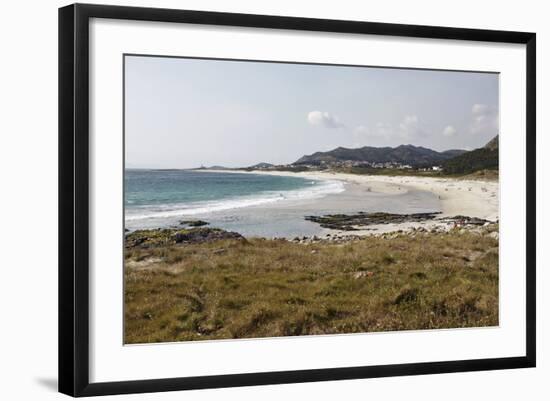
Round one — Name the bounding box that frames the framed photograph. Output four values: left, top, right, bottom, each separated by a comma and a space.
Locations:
59, 3, 536, 397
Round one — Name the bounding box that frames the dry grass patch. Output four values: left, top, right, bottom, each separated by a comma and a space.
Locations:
124, 230, 498, 343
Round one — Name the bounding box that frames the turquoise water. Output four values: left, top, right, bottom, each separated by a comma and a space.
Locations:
125, 169, 343, 225
124, 169, 440, 237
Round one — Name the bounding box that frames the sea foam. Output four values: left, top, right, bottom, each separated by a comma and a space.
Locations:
125, 179, 345, 221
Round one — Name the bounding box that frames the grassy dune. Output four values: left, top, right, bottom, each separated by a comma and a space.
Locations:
124, 228, 498, 344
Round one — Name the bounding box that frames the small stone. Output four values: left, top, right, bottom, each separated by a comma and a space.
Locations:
354, 271, 374, 279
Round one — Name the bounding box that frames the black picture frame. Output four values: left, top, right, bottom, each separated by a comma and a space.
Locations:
59, 3, 536, 397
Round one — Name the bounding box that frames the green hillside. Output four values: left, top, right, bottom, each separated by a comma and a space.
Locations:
294, 144, 466, 167
442, 136, 498, 174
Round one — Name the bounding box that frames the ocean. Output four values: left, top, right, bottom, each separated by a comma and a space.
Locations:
125, 169, 440, 237
125, 169, 344, 232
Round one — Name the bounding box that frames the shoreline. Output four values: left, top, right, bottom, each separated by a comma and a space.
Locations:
194, 169, 498, 236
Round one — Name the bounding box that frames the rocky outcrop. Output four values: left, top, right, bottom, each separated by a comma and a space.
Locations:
305, 212, 442, 230
125, 227, 244, 248
305, 211, 495, 232
179, 219, 209, 227
173, 228, 243, 244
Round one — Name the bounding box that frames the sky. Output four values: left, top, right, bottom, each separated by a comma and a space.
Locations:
125, 55, 499, 169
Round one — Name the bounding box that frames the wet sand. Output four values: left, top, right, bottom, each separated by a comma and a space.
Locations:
203, 169, 498, 237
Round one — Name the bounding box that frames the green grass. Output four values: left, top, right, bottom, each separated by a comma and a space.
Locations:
442, 148, 498, 174
332, 167, 498, 181
335, 166, 444, 177
124, 229, 498, 344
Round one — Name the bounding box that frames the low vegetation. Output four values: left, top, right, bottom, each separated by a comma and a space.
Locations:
442, 148, 498, 174
334, 166, 444, 177
124, 229, 498, 344
460, 169, 499, 181
242, 165, 311, 173
124, 227, 243, 248
331, 166, 498, 181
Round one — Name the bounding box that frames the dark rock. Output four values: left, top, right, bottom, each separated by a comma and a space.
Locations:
179, 219, 209, 227
173, 228, 243, 244
125, 236, 146, 248
305, 211, 441, 231
125, 227, 244, 248
440, 215, 493, 226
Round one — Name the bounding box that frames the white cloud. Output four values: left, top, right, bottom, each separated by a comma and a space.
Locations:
443, 125, 457, 137
472, 103, 490, 115
366, 116, 423, 140
353, 115, 426, 143
470, 103, 498, 135
399, 115, 421, 138
375, 122, 392, 138
307, 111, 344, 129
353, 125, 369, 136
351, 125, 372, 147
402, 115, 418, 126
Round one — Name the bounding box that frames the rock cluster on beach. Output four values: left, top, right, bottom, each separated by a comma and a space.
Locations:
305, 211, 442, 231
376, 222, 498, 240
305, 211, 494, 232
288, 234, 362, 244
125, 211, 498, 249
285, 220, 499, 244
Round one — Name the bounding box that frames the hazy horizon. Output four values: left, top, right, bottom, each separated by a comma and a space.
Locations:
125, 55, 499, 169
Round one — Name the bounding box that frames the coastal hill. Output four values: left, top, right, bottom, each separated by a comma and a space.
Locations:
442, 135, 498, 174
195, 138, 498, 175
196, 163, 274, 171
196, 165, 231, 170
293, 144, 466, 167
484, 135, 499, 151
248, 162, 274, 169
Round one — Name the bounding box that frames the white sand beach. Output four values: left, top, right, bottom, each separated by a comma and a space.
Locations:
201, 169, 499, 236
269, 171, 497, 219
209, 169, 498, 219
